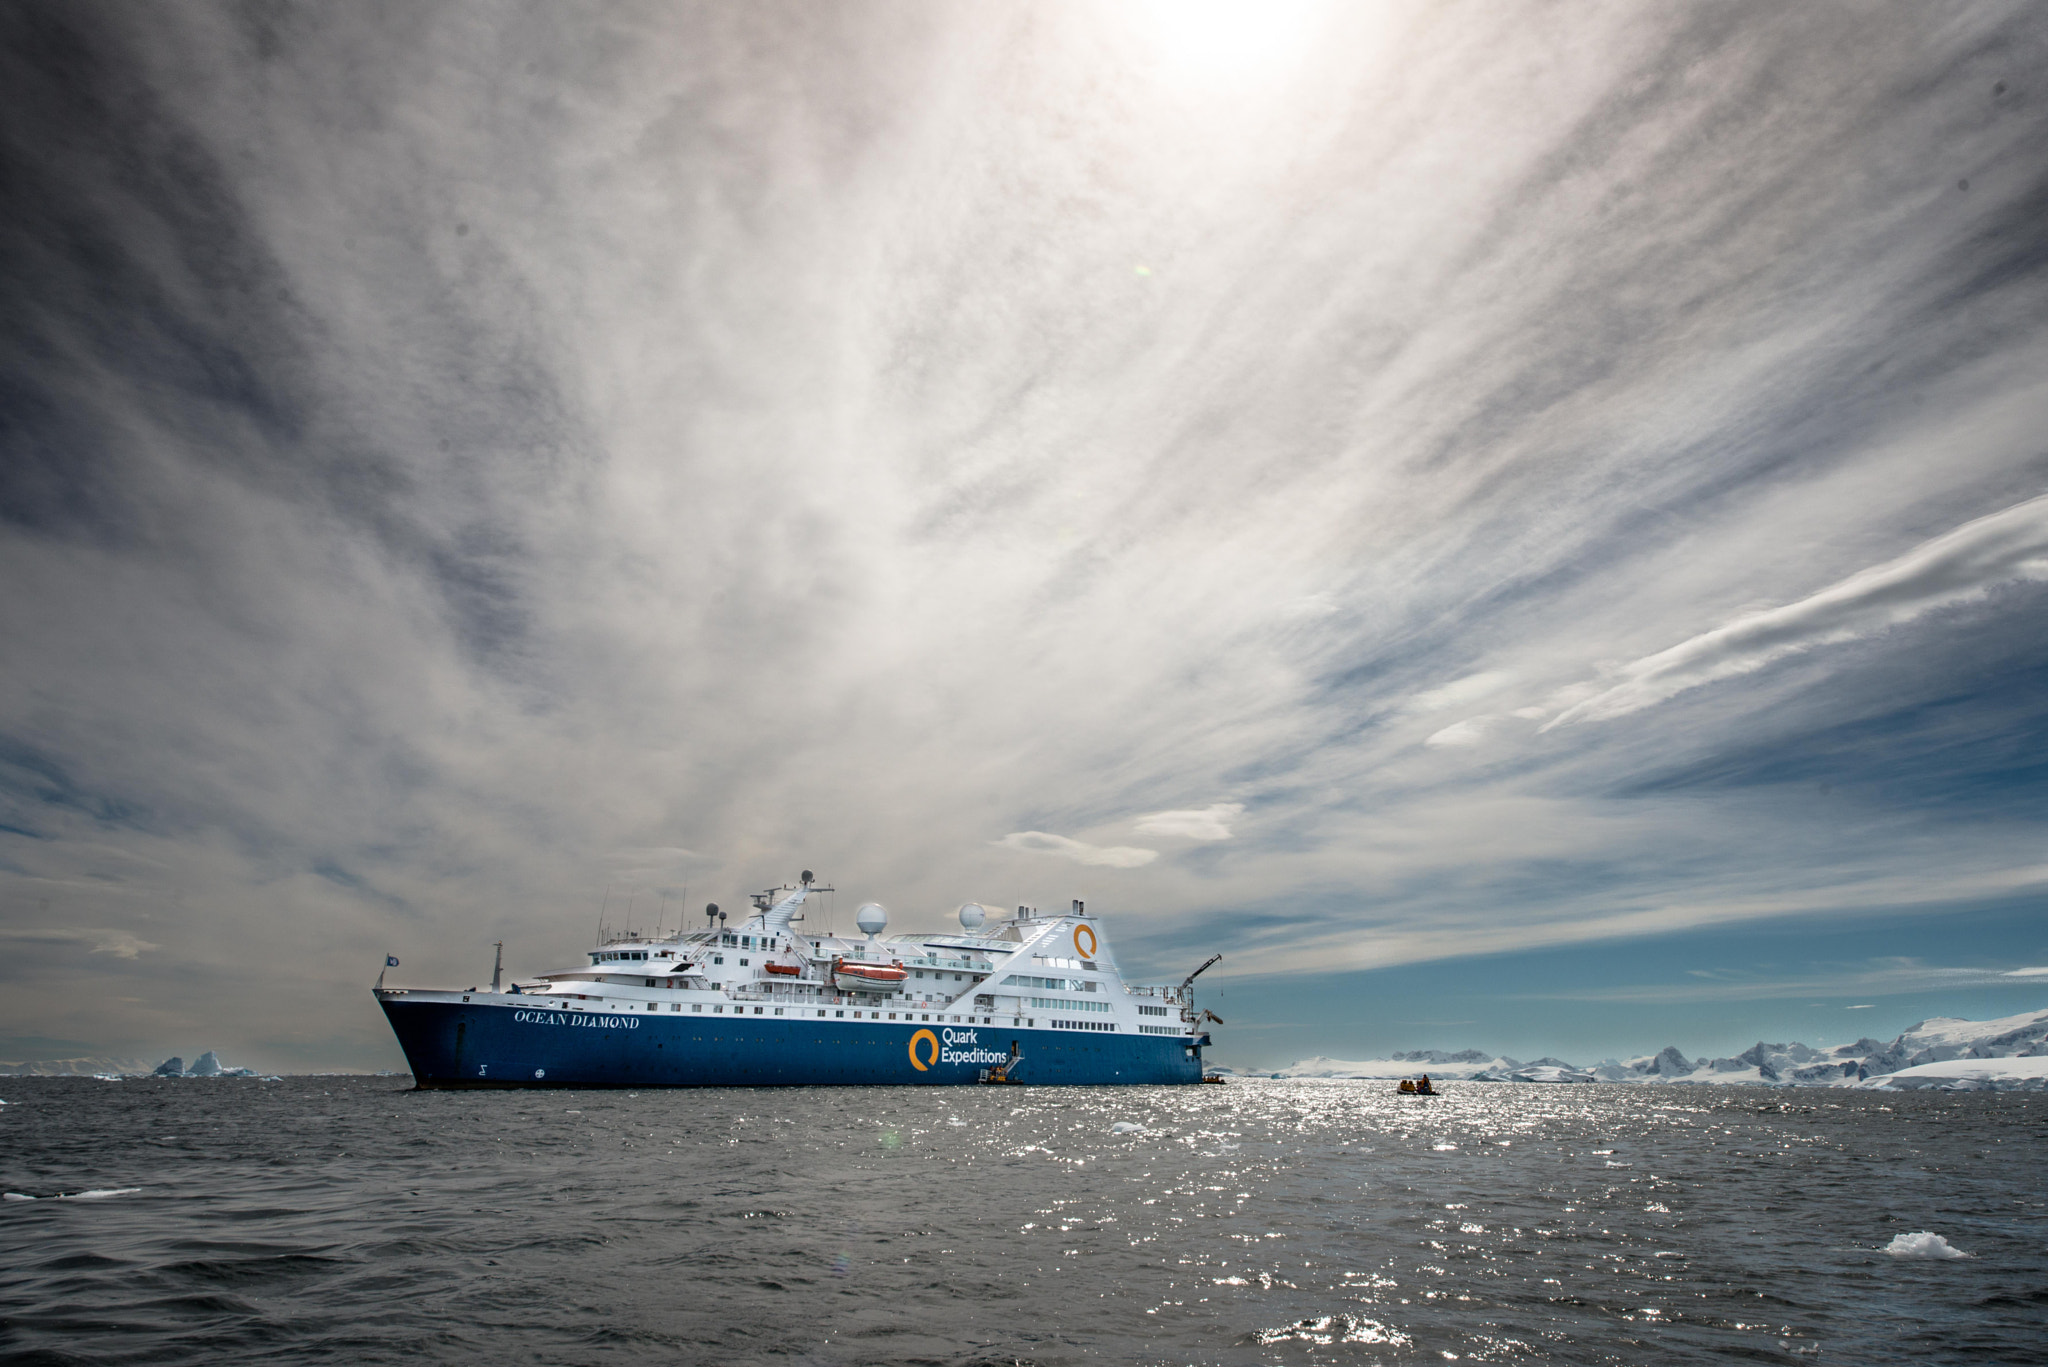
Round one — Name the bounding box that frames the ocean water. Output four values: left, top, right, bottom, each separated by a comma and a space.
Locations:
0, 1077, 2040, 1365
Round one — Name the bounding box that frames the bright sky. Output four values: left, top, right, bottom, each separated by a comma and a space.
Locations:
3, 2, 2045, 1071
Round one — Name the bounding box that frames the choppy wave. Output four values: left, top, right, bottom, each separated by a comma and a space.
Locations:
0, 1077, 2036, 1364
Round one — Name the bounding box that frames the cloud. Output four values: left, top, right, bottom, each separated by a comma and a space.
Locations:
995, 832, 1158, 868
1514, 957, 2048, 1005
1424, 718, 1494, 748
1545, 494, 2048, 729
0, 928, 161, 959
1134, 803, 1244, 841
1408, 672, 1514, 714
1, 3, 2046, 1064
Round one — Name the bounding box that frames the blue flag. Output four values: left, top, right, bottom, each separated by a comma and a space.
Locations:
385, 955, 400, 967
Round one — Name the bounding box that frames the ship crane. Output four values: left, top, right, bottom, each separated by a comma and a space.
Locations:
1177, 953, 1222, 1000
1174, 953, 1223, 1028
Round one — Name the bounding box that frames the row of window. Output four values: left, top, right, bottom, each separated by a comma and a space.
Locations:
1054, 1019, 1116, 1032
1005, 973, 1096, 992
1029, 997, 1110, 1013
1138, 1024, 1182, 1035
644, 1002, 1000, 1024
1137, 1004, 1170, 1016
1032, 955, 1096, 971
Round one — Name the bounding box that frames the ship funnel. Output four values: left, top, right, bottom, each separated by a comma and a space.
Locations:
855, 902, 888, 938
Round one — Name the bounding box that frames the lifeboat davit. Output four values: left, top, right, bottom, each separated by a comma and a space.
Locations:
833, 959, 907, 993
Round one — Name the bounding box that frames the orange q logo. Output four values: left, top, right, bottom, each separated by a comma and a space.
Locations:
1073, 923, 1097, 960
908, 1029, 939, 1071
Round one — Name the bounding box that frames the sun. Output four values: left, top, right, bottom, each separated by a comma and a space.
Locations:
1129, 0, 1325, 88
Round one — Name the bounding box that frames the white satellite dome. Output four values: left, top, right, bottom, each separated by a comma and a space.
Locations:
855, 902, 889, 938
957, 902, 988, 931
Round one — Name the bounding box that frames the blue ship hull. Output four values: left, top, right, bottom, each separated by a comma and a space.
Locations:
382, 998, 1207, 1088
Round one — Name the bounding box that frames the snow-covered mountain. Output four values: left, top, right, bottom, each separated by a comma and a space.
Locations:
1246, 1006, 2048, 1091
1, 1051, 263, 1079
0, 1055, 150, 1078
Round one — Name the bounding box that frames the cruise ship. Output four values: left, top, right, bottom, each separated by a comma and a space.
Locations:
375, 875, 1221, 1088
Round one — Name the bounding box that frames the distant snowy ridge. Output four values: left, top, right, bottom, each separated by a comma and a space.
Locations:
1247, 1006, 2048, 1091
1, 1050, 262, 1078
0, 1056, 150, 1078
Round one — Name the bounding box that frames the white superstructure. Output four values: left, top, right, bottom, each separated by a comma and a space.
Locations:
380, 879, 1215, 1042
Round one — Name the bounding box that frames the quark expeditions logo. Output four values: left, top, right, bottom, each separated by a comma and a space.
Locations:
511, 1010, 639, 1030
908, 1026, 1009, 1071
1073, 922, 1097, 959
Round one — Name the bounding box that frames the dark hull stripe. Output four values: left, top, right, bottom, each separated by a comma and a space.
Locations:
382, 999, 1206, 1088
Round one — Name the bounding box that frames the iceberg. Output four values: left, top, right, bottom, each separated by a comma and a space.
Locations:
1884, 1231, 1971, 1259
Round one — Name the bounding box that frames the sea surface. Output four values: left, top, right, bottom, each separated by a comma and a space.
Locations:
0, 1076, 2041, 1365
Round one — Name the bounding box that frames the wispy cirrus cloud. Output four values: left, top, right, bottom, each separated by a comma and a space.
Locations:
2, 2, 2046, 1068
1134, 803, 1244, 841
1513, 957, 2048, 1005
1543, 493, 2048, 730
0, 928, 161, 960
996, 832, 1158, 869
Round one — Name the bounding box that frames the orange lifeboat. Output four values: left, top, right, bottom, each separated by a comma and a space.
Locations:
762, 962, 801, 977
832, 959, 907, 993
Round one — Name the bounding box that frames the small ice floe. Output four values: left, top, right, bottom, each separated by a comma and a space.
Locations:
1110, 1121, 1146, 1134
2, 1188, 141, 1202
1253, 1314, 1412, 1348
1884, 1231, 1972, 1260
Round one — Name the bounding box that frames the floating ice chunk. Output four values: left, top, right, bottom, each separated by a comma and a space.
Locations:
58, 1188, 141, 1200
1110, 1121, 1146, 1134
1885, 1231, 1971, 1259
3, 1193, 33, 1202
